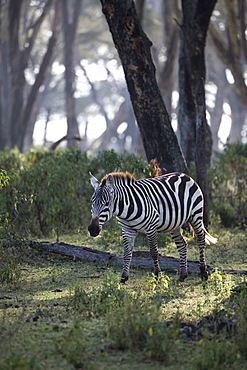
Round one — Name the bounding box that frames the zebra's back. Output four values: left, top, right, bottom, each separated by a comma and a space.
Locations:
116, 172, 203, 233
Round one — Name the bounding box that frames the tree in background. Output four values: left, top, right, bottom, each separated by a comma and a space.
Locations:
0, 0, 60, 152
208, 0, 247, 151
62, 0, 82, 148
0, 0, 246, 157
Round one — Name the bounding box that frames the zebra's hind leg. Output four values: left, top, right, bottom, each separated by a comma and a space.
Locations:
190, 220, 208, 280
170, 228, 188, 282
120, 229, 137, 283
147, 230, 161, 279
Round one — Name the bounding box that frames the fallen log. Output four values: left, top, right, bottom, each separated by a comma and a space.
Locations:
35, 241, 247, 276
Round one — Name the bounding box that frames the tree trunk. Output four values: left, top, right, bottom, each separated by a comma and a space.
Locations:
8, 0, 26, 150
0, 4, 11, 149
178, 0, 216, 166
35, 241, 247, 276
159, 0, 180, 114
1, 0, 55, 151
62, 0, 82, 148
228, 91, 245, 143
195, 78, 209, 227
20, 27, 58, 151
99, 0, 187, 174
208, 0, 247, 113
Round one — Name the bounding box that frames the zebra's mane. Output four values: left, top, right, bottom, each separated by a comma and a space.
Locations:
101, 172, 136, 186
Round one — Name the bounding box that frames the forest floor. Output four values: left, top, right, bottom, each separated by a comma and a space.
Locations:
0, 224, 247, 369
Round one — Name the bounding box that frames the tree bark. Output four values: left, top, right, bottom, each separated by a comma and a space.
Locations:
158, 0, 180, 114
20, 25, 58, 150
62, 0, 82, 148
0, 3, 11, 149
8, 0, 26, 150
178, 0, 216, 166
208, 0, 247, 113
99, 0, 187, 174
195, 78, 209, 227
35, 241, 247, 276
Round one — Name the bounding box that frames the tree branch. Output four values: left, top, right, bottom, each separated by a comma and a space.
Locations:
24, 0, 54, 60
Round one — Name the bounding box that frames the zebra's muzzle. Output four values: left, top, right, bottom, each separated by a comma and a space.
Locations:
88, 217, 100, 237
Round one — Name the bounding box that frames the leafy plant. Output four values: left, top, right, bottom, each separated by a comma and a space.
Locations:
0, 259, 22, 285
57, 320, 91, 369
235, 286, 247, 358
90, 149, 149, 179
208, 143, 247, 228
0, 169, 9, 188
107, 295, 181, 362
192, 337, 237, 370
209, 269, 233, 296
0, 148, 149, 239
70, 271, 129, 317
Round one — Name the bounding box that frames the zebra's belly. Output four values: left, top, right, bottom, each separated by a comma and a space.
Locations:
117, 215, 188, 234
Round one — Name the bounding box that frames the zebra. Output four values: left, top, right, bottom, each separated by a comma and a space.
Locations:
88, 171, 217, 283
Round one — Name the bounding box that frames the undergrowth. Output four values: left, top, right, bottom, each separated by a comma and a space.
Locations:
1, 230, 246, 369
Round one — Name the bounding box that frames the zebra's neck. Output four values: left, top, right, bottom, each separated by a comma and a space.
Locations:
112, 189, 124, 217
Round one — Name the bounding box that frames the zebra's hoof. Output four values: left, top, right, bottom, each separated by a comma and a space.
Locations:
178, 273, 188, 282
201, 272, 208, 281
200, 267, 208, 281
120, 277, 128, 284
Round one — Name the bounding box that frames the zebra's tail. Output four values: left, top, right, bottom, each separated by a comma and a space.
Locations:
203, 226, 218, 245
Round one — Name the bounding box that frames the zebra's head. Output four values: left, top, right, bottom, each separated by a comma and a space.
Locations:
88, 173, 115, 237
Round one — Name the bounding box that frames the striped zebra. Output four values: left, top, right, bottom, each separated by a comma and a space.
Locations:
88, 172, 217, 283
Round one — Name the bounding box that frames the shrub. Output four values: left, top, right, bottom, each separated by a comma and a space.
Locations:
90, 149, 149, 180
192, 337, 237, 370
57, 320, 91, 369
0, 148, 149, 239
70, 271, 129, 317
107, 296, 181, 362
235, 286, 247, 358
0, 148, 93, 238
21, 148, 92, 237
208, 143, 247, 228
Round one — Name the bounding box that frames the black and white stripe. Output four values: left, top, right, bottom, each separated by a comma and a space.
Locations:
88, 172, 217, 282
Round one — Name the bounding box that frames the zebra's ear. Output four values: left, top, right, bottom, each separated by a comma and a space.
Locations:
89, 172, 100, 190
106, 174, 114, 187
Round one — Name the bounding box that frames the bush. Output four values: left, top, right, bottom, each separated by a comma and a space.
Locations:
107, 296, 181, 362
0, 148, 148, 239
235, 286, 247, 358
192, 337, 237, 370
70, 271, 129, 317
208, 143, 247, 228
90, 149, 149, 180
0, 147, 93, 238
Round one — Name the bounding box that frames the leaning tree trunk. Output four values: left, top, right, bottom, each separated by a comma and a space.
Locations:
99, 0, 187, 174
7, 0, 55, 151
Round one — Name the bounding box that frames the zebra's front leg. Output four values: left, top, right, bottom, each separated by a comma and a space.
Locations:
170, 228, 188, 282
147, 230, 161, 279
120, 229, 137, 283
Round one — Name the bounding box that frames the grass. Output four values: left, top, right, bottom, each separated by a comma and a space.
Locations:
0, 224, 247, 369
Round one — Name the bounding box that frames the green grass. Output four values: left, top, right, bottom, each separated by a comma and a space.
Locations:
1, 225, 247, 369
